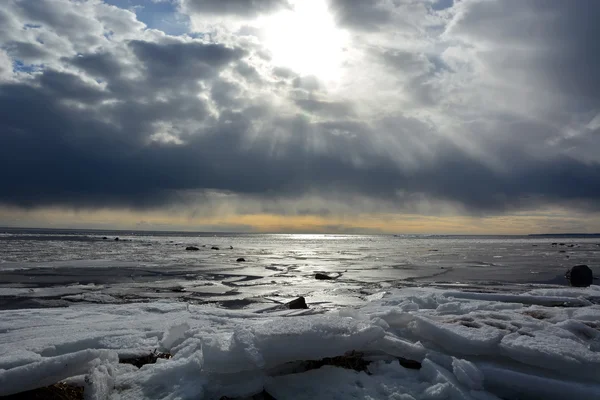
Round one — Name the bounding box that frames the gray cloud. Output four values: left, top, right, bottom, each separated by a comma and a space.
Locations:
328, 0, 392, 31
448, 0, 600, 103
180, 0, 290, 17
0, 0, 599, 220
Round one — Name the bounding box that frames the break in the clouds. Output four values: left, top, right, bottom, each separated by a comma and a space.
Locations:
0, 0, 599, 231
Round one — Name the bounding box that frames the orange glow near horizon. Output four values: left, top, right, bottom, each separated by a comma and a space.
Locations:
1, 206, 599, 235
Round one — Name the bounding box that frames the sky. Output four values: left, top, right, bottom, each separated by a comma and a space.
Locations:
0, 0, 599, 234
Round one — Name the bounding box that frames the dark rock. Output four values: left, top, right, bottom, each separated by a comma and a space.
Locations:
120, 351, 172, 369
186, 246, 200, 251
221, 390, 277, 400
102, 236, 108, 240
398, 357, 422, 370
211, 246, 220, 250
559, 243, 565, 246
567, 244, 575, 248
236, 257, 246, 262
532, 244, 538, 247
229, 246, 233, 249
559, 250, 566, 253
287, 296, 308, 309
315, 273, 334, 280
566, 265, 594, 287
3, 382, 84, 400
551, 243, 557, 245
302, 351, 370, 373
114, 237, 119, 241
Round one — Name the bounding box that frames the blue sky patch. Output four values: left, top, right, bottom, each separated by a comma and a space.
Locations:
103, 0, 190, 35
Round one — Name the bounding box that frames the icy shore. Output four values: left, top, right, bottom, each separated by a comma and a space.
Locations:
1, 286, 600, 399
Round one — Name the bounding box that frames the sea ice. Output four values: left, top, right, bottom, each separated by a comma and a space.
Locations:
0, 286, 599, 399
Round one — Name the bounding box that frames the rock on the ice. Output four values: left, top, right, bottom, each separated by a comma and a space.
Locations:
315, 273, 334, 280
236, 257, 246, 262
565, 265, 593, 287
186, 246, 200, 251
287, 296, 308, 309
211, 246, 220, 250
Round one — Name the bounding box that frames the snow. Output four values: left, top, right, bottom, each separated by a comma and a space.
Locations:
1, 286, 600, 399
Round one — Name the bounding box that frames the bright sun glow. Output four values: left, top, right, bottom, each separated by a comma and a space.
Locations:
260, 1, 349, 80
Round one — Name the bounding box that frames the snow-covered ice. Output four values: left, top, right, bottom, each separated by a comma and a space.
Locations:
1, 286, 599, 399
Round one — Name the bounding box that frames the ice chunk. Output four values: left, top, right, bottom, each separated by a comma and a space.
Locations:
436, 301, 522, 315
0, 349, 118, 396
266, 362, 432, 400
0, 350, 41, 370
479, 363, 600, 400
525, 286, 600, 298
444, 291, 591, 307
469, 390, 501, 400
115, 350, 205, 400
452, 358, 483, 390
84, 360, 116, 400
368, 333, 427, 362
63, 293, 121, 304
499, 330, 600, 380
420, 359, 475, 400
161, 322, 190, 350
422, 382, 450, 399
374, 309, 417, 330
410, 315, 503, 355
201, 316, 386, 373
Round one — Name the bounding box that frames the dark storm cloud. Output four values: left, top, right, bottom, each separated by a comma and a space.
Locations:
180, 0, 290, 17
38, 70, 107, 102
1, 67, 600, 213
68, 52, 123, 79
0, 0, 599, 216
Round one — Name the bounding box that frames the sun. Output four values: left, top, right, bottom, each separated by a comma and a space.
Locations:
259, 0, 349, 81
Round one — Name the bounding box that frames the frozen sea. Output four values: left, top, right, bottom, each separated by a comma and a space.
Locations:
1, 228, 600, 399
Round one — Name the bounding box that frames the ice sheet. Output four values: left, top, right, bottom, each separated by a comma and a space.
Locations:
1, 286, 600, 399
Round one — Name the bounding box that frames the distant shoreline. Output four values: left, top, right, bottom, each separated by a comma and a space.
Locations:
1, 226, 600, 237
528, 233, 600, 238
